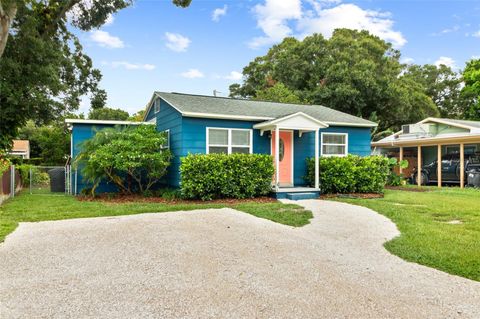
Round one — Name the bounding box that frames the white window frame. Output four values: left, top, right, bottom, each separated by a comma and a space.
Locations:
321, 132, 348, 157
160, 129, 170, 149
206, 127, 253, 154
154, 99, 160, 113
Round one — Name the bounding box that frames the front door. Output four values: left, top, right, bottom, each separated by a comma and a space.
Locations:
271, 130, 293, 187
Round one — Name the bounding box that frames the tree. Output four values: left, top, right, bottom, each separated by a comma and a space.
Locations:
88, 107, 130, 121
0, 0, 191, 151
75, 125, 171, 194
402, 64, 465, 118
461, 59, 480, 120
254, 83, 303, 104
230, 29, 439, 132
17, 121, 70, 165
129, 109, 146, 122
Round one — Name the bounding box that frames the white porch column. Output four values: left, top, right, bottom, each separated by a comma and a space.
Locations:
275, 126, 280, 191
314, 129, 319, 189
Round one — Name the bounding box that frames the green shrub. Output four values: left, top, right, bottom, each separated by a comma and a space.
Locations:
180, 153, 275, 200
17, 164, 50, 186
305, 155, 390, 194
74, 125, 171, 195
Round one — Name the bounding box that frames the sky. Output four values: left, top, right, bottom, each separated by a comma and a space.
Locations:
73, 0, 480, 115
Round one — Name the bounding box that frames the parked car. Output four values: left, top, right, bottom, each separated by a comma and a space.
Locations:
411, 153, 480, 185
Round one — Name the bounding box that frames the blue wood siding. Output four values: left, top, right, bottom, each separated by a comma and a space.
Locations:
71, 124, 120, 193
293, 126, 372, 185
181, 117, 270, 156
154, 100, 183, 186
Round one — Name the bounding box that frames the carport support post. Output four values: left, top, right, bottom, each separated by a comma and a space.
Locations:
314, 129, 319, 189
417, 146, 422, 187
460, 143, 465, 188
399, 146, 404, 175
275, 125, 280, 191
437, 145, 442, 188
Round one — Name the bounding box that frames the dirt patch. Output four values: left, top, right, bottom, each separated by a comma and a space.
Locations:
386, 186, 430, 192
322, 193, 384, 199
77, 194, 277, 205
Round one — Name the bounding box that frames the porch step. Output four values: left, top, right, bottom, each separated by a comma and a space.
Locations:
286, 192, 319, 200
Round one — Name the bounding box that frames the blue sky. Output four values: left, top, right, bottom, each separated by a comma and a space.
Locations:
74, 0, 480, 115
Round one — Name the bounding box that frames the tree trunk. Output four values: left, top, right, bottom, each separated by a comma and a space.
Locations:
0, 2, 17, 58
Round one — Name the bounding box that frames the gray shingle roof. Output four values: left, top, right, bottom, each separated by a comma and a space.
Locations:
155, 92, 377, 127
434, 118, 480, 129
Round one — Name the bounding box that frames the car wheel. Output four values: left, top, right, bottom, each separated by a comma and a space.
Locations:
414, 172, 429, 185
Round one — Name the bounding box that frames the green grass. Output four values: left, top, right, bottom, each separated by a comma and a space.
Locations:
334, 187, 480, 281
0, 192, 313, 243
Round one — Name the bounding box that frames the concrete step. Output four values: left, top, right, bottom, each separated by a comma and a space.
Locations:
286, 192, 319, 200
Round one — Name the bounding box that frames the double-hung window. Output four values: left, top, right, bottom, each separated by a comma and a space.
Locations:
207, 128, 252, 154
321, 133, 348, 156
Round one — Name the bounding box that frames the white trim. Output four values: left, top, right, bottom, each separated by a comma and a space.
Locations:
324, 121, 377, 128
253, 112, 329, 129
65, 119, 152, 125
206, 127, 253, 154
154, 99, 160, 113
321, 132, 348, 157
314, 129, 319, 189
418, 117, 475, 131
160, 129, 170, 149
270, 129, 294, 187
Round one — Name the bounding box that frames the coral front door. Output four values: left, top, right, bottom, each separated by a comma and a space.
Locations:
272, 130, 293, 187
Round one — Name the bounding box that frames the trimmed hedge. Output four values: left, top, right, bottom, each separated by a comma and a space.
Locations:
180, 153, 275, 200
305, 155, 390, 194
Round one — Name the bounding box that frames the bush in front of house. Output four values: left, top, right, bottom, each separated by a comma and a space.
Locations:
305, 155, 390, 194
75, 125, 171, 195
180, 153, 275, 200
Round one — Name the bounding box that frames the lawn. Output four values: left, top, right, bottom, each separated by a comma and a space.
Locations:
335, 187, 480, 281
0, 192, 313, 243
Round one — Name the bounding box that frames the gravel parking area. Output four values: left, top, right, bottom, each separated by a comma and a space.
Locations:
0, 200, 479, 318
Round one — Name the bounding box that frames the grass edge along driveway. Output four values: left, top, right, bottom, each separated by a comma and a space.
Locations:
0, 192, 313, 243
334, 188, 480, 282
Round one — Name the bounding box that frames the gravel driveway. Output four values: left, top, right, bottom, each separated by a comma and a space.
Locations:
0, 200, 479, 318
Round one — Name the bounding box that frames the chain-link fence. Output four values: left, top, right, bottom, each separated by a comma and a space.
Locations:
28, 166, 71, 195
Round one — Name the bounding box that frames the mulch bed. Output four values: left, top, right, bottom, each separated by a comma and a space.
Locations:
321, 193, 384, 199
78, 194, 277, 205
385, 186, 430, 192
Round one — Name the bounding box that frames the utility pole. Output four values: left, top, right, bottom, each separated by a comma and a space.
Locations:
213, 89, 222, 97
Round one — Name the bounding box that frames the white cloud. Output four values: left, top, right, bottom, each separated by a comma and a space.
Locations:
249, 0, 302, 49
212, 5, 228, 22
473, 30, 480, 38
165, 32, 191, 52
105, 61, 156, 71
224, 71, 243, 80
435, 56, 456, 69
181, 69, 204, 78
432, 25, 460, 36
90, 30, 124, 48
249, 0, 406, 49
401, 57, 415, 64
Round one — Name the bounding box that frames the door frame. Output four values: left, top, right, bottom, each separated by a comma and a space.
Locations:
270, 129, 294, 186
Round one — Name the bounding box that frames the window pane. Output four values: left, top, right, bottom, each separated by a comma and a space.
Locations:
323, 134, 345, 144
232, 147, 250, 154
209, 129, 228, 145
209, 146, 228, 154
232, 130, 250, 146
323, 145, 345, 155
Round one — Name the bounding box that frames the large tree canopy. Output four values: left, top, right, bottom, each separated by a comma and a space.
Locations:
0, 0, 191, 151
230, 29, 449, 133
88, 107, 130, 121
462, 59, 480, 120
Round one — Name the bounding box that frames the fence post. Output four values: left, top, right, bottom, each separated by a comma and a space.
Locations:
74, 169, 77, 195
29, 167, 32, 194
10, 165, 15, 198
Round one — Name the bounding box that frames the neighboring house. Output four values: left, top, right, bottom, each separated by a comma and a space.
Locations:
8, 140, 30, 159
67, 92, 376, 197
372, 117, 480, 187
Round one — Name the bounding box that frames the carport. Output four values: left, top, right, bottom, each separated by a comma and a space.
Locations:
372, 118, 480, 188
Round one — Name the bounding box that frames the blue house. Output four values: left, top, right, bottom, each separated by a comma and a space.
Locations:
67, 92, 376, 197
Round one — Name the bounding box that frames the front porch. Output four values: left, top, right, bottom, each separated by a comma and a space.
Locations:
253, 112, 328, 200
